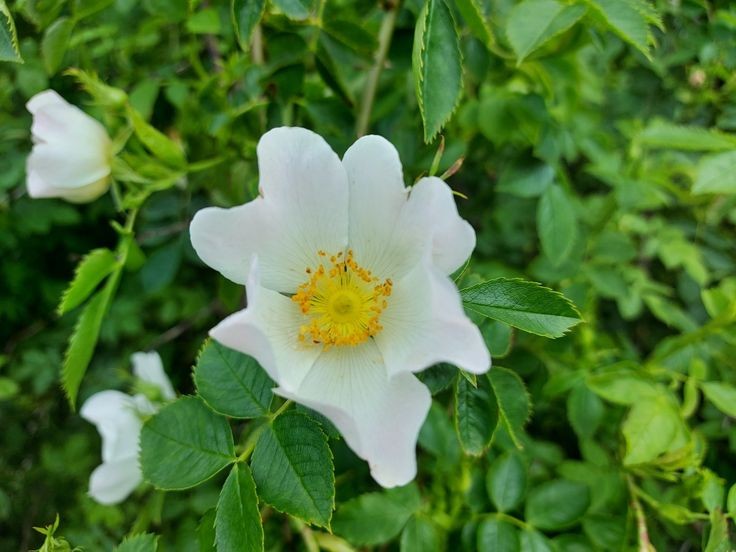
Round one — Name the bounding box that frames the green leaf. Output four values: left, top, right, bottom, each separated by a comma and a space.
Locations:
567, 383, 604, 439
701, 382, 736, 418
454, 374, 498, 455
194, 340, 273, 419
583, 0, 651, 57
126, 105, 186, 169
461, 278, 582, 338
197, 509, 216, 552
139, 239, 183, 294
525, 479, 590, 530
488, 367, 531, 449
114, 533, 158, 552
497, 160, 554, 198
0, 377, 19, 400
622, 398, 686, 465
537, 184, 577, 266
216, 464, 264, 552
251, 411, 334, 527
704, 510, 733, 552
477, 519, 520, 551
412, 0, 463, 142
418, 402, 462, 468
315, 41, 353, 107
41, 17, 74, 74
506, 0, 586, 63
453, 0, 494, 50
586, 370, 660, 405
693, 151, 736, 195
486, 452, 526, 512
332, 484, 421, 546
417, 362, 458, 395
61, 280, 116, 408
272, 0, 313, 20
700, 470, 725, 513
639, 120, 736, 151
73, 0, 115, 20
0, 0, 23, 63
323, 18, 377, 55
727, 483, 736, 519
187, 8, 221, 34
58, 248, 118, 315
140, 396, 235, 490
520, 530, 553, 552
231, 0, 264, 50
400, 516, 442, 552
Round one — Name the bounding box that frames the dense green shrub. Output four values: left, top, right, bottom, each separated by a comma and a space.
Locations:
1, 0, 735, 550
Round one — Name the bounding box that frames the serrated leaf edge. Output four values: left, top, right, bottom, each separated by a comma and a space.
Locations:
461, 277, 584, 338
0, 0, 23, 63
489, 366, 533, 450
413, 0, 464, 143
252, 411, 335, 529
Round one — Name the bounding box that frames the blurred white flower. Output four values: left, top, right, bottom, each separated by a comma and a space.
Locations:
26, 90, 112, 203
190, 127, 490, 488
80, 352, 175, 505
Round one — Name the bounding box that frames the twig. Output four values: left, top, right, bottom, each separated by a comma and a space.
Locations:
144, 301, 217, 350
356, 2, 399, 137
627, 476, 657, 552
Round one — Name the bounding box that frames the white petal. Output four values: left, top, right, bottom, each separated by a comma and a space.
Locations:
26, 91, 112, 194
374, 258, 490, 377
88, 456, 142, 505
28, 91, 110, 149
342, 135, 416, 279
399, 177, 476, 275
26, 90, 67, 115
26, 169, 59, 199
209, 258, 321, 392
190, 127, 348, 292
81, 390, 143, 463
131, 351, 176, 400
26, 170, 109, 203
276, 340, 431, 488
27, 139, 110, 192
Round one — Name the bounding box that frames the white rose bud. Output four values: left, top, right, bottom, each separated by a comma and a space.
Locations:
26, 90, 113, 203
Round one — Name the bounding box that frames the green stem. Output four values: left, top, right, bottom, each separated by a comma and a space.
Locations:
235, 401, 294, 463
626, 476, 655, 552
269, 399, 293, 420
356, 2, 399, 137
309, 0, 326, 53
236, 422, 266, 462
491, 512, 532, 531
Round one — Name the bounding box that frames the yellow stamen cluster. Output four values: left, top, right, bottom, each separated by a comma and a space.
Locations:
292, 250, 392, 348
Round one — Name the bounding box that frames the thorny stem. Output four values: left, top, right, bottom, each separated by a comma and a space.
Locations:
356, 1, 399, 137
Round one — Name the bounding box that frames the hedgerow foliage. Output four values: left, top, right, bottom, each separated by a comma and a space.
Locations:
1, 0, 736, 550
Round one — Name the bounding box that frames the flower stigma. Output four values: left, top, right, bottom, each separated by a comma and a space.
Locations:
292, 250, 392, 348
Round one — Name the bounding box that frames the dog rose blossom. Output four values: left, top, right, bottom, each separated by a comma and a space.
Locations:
190, 127, 490, 487
81, 352, 175, 505
26, 90, 112, 203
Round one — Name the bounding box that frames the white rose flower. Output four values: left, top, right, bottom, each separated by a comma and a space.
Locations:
190, 127, 491, 487
80, 352, 175, 505
26, 90, 112, 203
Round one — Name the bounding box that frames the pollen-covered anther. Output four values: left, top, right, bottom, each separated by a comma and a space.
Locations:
291, 250, 392, 347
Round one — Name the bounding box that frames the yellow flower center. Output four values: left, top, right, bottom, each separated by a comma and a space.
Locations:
292, 250, 392, 348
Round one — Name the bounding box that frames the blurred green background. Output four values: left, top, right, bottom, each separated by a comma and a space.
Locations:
1, 0, 736, 550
